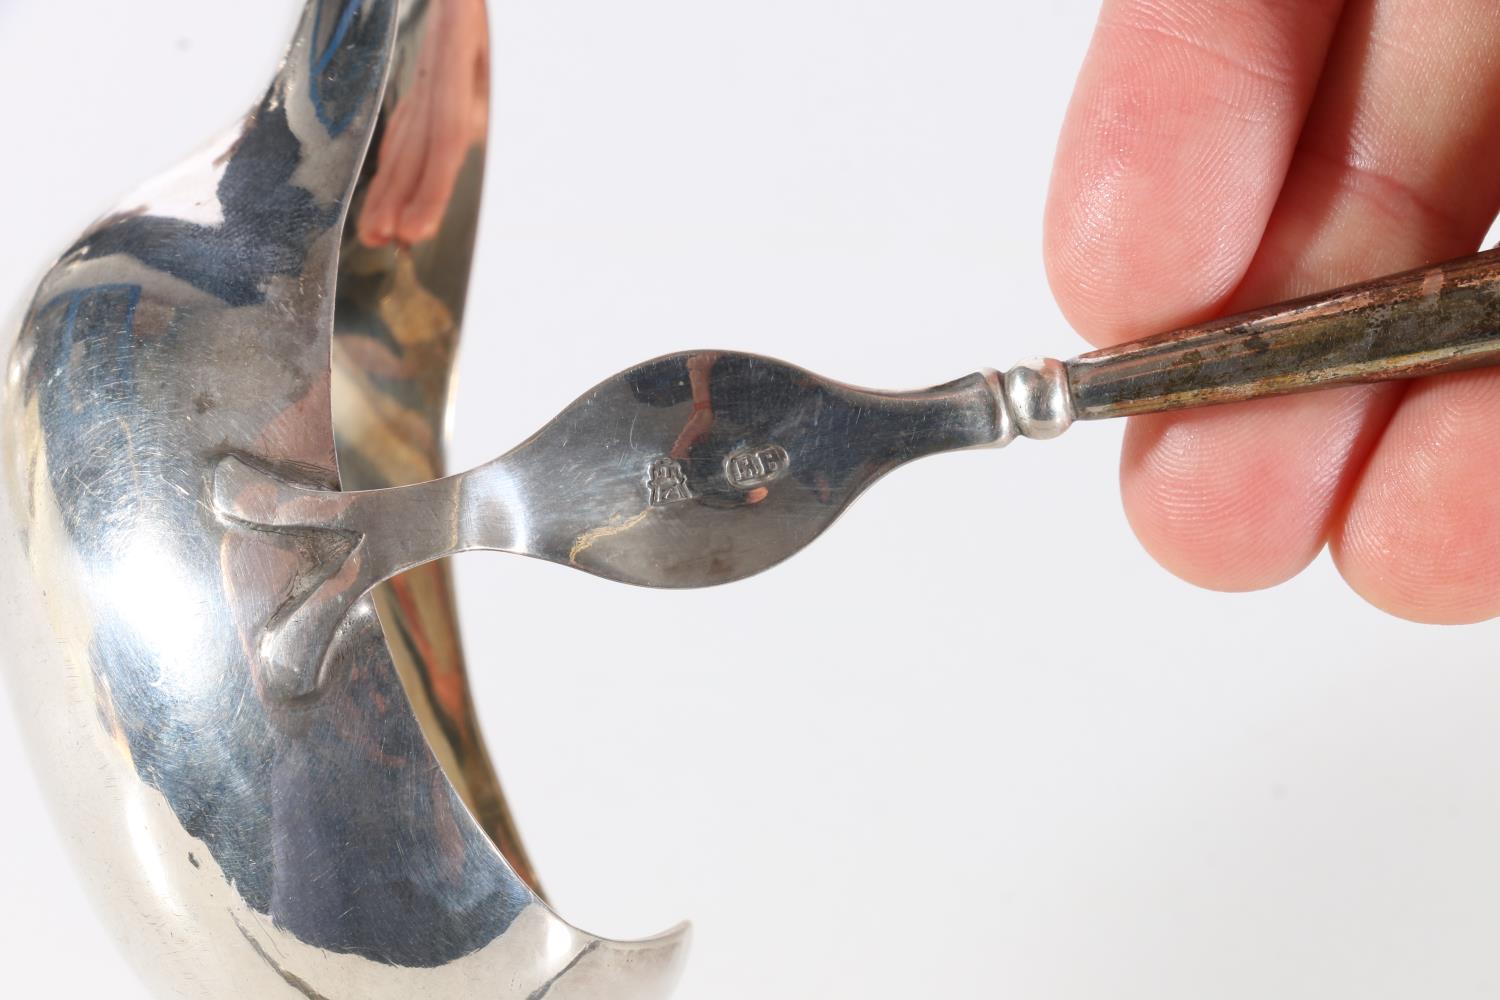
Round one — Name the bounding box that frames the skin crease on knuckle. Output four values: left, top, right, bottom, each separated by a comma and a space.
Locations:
1047, 0, 1500, 622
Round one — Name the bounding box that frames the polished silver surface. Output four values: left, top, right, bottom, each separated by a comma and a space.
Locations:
0, 2, 684, 997
212, 352, 1011, 693
14, 3, 1500, 998
327, 0, 541, 897
1003, 356, 1075, 441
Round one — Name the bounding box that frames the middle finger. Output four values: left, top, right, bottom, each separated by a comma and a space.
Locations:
1118, 0, 1500, 592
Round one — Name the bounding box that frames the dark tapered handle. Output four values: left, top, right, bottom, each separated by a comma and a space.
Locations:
1065, 247, 1500, 421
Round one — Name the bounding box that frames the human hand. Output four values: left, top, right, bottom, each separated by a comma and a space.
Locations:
1045, 0, 1500, 623
357, 0, 489, 248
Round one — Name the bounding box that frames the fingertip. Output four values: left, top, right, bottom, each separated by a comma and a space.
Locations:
356, 204, 395, 248
1120, 407, 1320, 592
1331, 372, 1500, 626
1044, 1, 1339, 346
396, 210, 441, 247
1119, 387, 1396, 594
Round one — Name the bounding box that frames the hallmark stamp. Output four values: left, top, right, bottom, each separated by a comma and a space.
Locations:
647, 457, 694, 505
724, 444, 791, 490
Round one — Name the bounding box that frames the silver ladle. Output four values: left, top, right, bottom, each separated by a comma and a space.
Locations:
9, 2, 1500, 995
215, 247, 1500, 699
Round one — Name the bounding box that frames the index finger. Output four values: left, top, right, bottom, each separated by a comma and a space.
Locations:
1044, 0, 1344, 346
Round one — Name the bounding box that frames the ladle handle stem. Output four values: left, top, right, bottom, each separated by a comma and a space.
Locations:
1065, 247, 1500, 421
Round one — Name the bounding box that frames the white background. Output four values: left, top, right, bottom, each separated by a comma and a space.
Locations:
3, 2, 1500, 998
